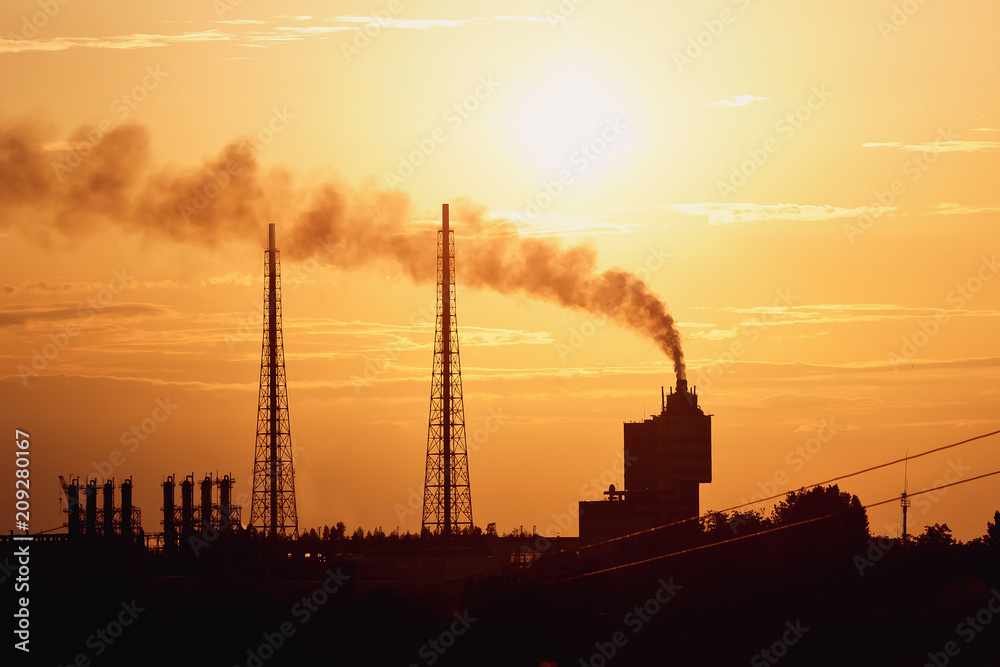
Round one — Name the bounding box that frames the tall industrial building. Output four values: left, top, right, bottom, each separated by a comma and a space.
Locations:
422, 204, 474, 536
579, 378, 712, 543
249, 223, 299, 537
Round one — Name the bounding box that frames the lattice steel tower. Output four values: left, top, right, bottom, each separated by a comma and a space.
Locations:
422, 204, 473, 535
249, 223, 298, 537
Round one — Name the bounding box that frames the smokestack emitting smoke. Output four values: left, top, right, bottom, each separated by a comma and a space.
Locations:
0, 118, 685, 378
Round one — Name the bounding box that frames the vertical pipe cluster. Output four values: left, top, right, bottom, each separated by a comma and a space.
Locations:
201, 475, 213, 532
181, 475, 194, 537
219, 474, 233, 529
120, 478, 133, 537
86, 479, 97, 535
102, 480, 115, 536
67, 478, 81, 536
163, 475, 176, 551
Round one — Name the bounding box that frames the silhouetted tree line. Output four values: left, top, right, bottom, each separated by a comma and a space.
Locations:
292, 521, 513, 548
704, 486, 1000, 554
702, 484, 869, 542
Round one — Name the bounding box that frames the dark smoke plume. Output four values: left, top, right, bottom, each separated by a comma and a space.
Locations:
0, 118, 685, 378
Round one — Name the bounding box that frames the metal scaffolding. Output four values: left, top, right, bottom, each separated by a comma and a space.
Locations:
422, 204, 473, 536
249, 223, 298, 537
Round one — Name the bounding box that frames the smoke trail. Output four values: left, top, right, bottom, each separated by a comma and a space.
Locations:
0, 118, 685, 378
454, 209, 685, 379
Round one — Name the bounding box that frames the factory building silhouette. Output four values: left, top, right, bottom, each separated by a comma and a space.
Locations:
580, 378, 712, 544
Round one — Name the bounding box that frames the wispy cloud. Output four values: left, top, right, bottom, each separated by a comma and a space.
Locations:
0, 16, 561, 54
862, 140, 1000, 153
669, 203, 892, 225
3, 280, 109, 295
705, 94, 770, 108
495, 15, 564, 25
932, 202, 1000, 216
488, 213, 642, 237
328, 15, 555, 29
0, 303, 173, 328
4, 280, 180, 295
0, 30, 233, 54
330, 16, 484, 29
202, 272, 253, 287
684, 355, 1000, 383
224, 317, 553, 352
688, 302, 1000, 340
269, 26, 353, 36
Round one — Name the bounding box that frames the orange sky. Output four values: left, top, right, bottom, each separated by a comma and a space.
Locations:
2, 0, 999, 541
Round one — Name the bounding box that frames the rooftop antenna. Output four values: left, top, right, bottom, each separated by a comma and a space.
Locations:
900, 449, 911, 543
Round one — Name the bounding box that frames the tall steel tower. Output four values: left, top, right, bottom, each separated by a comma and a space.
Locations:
422, 204, 473, 536
249, 223, 298, 538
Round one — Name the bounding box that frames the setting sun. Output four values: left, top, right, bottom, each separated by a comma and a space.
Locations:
509, 65, 625, 173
